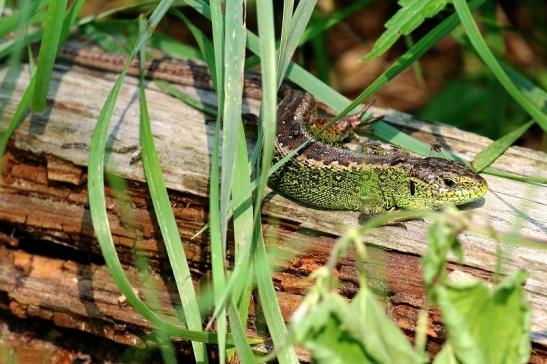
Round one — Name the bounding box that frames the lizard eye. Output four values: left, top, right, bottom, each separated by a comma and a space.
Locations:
443, 178, 455, 187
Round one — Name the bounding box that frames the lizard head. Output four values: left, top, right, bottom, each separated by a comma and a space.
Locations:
394, 157, 488, 210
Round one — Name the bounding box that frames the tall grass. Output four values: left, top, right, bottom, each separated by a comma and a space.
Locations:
0, 1, 544, 363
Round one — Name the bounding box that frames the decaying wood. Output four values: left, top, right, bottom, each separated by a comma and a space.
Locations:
0, 307, 158, 363
0, 55, 546, 361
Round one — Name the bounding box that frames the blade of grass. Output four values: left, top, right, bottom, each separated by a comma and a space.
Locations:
85, 0, 227, 346
137, 16, 207, 362
0, 0, 46, 39
253, 1, 299, 362
472, 120, 534, 172
228, 304, 258, 364
1, 0, 81, 175
207, 0, 228, 362
276, 0, 317, 86
149, 32, 203, 60
153, 80, 217, 116
231, 122, 254, 312
253, 229, 298, 364
108, 173, 177, 364
453, 0, 547, 131
276, 0, 293, 88
218, 2, 247, 362
177, 8, 258, 360
220, 0, 246, 251
171, 9, 216, 74
404, 35, 425, 88
31, 0, 68, 112
300, 0, 370, 45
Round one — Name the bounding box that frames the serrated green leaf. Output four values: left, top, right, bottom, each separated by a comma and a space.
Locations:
363, 0, 450, 61
435, 270, 531, 364
348, 288, 423, 363
292, 294, 373, 364
294, 288, 422, 364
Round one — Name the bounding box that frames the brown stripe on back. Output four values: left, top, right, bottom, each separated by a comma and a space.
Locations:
276, 87, 398, 167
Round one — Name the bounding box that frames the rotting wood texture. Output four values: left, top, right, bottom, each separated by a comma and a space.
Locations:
0, 56, 546, 361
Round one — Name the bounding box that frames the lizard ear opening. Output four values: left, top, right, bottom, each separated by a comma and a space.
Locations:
409, 180, 416, 196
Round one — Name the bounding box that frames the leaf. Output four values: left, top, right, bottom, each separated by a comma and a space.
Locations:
434, 270, 531, 364
362, 0, 450, 61
472, 120, 534, 172
31, 0, 69, 112
292, 293, 373, 364
348, 288, 424, 363
293, 288, 423, 364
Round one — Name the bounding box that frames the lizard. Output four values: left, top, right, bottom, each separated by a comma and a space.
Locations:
269, 87, 488, 215
58, 42, 488, 214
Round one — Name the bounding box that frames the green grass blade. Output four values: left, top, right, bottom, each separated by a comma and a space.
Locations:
220, 0, 246, 247
472, 121, 534, 172
0, 1, 45, 39
362, 0, 450, 62
228, 304, 258, 364
231, 123, 254, 302
87, 58, 219, 343
1, 0, 80, 174
254, 1, 299, 362
218, 2, 247, 361
86, 0, 223, 347
453, 0, 547, 131
0, 76, 34, 174
229, 122, 256, 361
276, 0, 293, 86
31, 0, 68, 112
59, 0, 84, 45
107, 172, 177, 364
254, 230, 298, 364
276, 0, 316, 86
300, 0, 370, 45
208, 0, 228, 361
149, 32, 203, 60
177, 2, 228, 361
153, 80, 217, 116
137, 18, 207, 362
501, 61, 547, 114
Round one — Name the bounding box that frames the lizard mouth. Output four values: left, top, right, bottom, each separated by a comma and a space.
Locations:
437, 174, 488, 206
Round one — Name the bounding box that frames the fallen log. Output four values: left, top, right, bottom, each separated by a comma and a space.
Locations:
0, 44, 546, 361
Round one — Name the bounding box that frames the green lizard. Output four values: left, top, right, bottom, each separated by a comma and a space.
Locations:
268, 88, 488, 215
